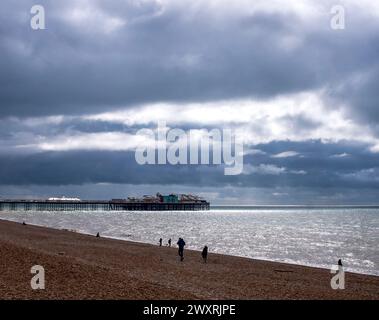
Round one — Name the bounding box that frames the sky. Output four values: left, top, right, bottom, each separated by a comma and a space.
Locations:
1, 0, 379, 204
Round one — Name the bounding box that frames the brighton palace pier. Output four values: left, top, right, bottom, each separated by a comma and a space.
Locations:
0, 194, 210, 212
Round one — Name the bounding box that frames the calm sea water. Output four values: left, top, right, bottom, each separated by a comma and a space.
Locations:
1, 207, 378, 276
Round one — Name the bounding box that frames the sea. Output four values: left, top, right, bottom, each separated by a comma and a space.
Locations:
0, 206, 378, 276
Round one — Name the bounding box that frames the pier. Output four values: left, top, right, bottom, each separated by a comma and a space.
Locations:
0, 194, 210, 212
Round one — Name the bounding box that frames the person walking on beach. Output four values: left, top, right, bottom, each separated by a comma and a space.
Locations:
177, 238, 186, 261
159, 238, 162, 247
202, 246, 208, 263
168, 238, 172, 247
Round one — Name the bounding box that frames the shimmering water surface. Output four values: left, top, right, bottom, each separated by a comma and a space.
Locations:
1, 207, 378, 276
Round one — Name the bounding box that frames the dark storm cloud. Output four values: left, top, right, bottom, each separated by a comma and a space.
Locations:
0, 140, 378, 189
0, 0, 378, 123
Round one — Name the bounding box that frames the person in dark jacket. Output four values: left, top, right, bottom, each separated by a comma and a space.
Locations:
168, 238, 172, 247
159, 238, 163, 246
202, 246, 208, 263
177, 238, 186, 261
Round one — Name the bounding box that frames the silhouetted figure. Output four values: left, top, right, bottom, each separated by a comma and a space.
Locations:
202, 246, 208, 263
177, 238, 186, 261
96, 232, 100, 238
159, 238, 163, 246
338, 259, 343, 267
22, 221, 26, 226
168, 238, 172, 247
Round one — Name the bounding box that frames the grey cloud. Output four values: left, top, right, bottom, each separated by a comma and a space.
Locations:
0, 0, 378, 124
331, 65, 379, 124
2, 183, 379, 205
0, 140, 378, 189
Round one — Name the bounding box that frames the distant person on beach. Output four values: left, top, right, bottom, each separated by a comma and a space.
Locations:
159, 238, 162, 246
177, 238, 186, 261
22, 221, 26, 226
96, 232, 100, 238
338, 259, 343, 267
202, 246, 208, 263
168, 238, 171, 247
